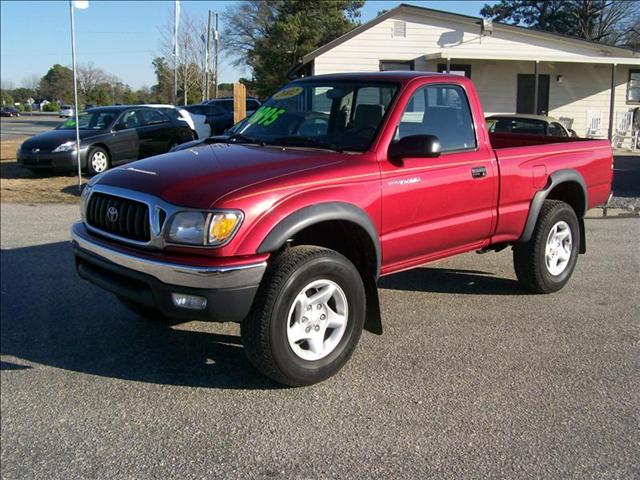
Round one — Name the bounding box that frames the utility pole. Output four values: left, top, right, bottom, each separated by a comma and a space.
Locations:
69, 0, 82, 191
204, 10, 212, 101
214, 12, 219, 99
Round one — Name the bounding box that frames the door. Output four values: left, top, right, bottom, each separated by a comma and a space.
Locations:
517, 74, 549, 114
108, 109, 140, 164
380, 83, 497, 270
138, 108, 173, 155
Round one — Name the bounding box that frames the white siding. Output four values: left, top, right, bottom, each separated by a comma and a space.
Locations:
313, 12, 634, 75
313, 10, 638, 137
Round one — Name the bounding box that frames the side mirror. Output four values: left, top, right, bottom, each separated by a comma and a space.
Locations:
112, 123, 125, 132
388, 134, 441, 163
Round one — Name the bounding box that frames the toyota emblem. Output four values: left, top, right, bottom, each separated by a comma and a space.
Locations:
106, 206, 119, 223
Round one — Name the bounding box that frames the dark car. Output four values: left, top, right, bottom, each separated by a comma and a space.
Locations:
486, 114, 577, 137
206, 97, 261, 114
1, 107, 20, 117
183, 98, 262, 135
17, 106, 194, 175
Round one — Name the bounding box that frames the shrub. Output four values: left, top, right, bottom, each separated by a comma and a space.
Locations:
42, 102, 60, 112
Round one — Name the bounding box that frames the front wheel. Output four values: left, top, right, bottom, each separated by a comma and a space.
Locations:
242, 246, 366, 386
87, 146, 110, 176
513, 200, 580, 293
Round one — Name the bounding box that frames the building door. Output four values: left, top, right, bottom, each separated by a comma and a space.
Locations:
517, 74, 550, 114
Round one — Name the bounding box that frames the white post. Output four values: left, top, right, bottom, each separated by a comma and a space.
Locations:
173, 0, 179, 104
69, 1, 82, 191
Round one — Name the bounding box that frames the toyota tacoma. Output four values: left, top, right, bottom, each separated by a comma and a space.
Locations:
71, 72, 613, 386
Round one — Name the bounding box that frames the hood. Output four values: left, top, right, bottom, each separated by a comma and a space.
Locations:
21, 128, 104, 151
96, 143, 345, 209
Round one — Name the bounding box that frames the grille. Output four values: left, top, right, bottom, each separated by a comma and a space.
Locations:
86, 193, 150, 242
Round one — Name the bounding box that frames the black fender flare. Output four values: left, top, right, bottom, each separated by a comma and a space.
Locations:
257, 202, 381, 277
519, 169, 588, 248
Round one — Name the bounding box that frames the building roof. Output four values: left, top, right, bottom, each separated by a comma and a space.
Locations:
292, 3, 639, 73
292, 70, 456, 83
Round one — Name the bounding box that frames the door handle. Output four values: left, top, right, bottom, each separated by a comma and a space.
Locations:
471, 166, 487, 178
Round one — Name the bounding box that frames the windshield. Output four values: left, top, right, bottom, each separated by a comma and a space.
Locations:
231, 81, 398, 152
58, 111, 118, 130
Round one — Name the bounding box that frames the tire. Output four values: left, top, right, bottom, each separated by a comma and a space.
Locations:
242, 246, 366, 386
87, 146, 110, 176
513, 200, 580, 293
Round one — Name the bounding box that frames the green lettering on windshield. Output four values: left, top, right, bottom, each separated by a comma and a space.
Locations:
247, 106, 286, 127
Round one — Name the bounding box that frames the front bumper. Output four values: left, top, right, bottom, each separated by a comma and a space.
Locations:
17, 148, 88, 171
71, 222, 267, 322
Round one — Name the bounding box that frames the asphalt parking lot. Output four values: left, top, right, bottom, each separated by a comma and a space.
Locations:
1, 203, 638, 479
0, 114, 62, 141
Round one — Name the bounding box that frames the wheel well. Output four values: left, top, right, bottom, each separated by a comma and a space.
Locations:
288, 220, 378, 278
85, 143, 110, 169
546, 181, 586, 217
90, 143, 111, 158
287, 220, 383, 334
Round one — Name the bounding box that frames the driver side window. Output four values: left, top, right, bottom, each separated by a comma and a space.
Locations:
548, 122, 567, 137
115, 110, 141, 130
397, 84, 476, 152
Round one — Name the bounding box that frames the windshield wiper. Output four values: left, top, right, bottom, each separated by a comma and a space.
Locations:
227, 133, 265, 146
271, 136, 344, 153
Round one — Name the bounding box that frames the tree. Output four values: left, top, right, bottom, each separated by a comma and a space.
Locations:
222, 1, 281, 70
151, 57, 173, 103
21, 74, 41, 95
77, 62, 108, 100
224, 0, 364, 98
39, 64, 73, 102
481, 0, 640, 48
1, 90, 14, 106
156, 11, 208, 104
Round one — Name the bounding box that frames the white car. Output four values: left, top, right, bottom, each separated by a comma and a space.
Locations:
140, 104, 211, 140
59, 105, 74, 118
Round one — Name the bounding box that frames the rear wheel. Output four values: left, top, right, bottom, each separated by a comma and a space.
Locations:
242, 246, 366, 386
87, 146, 110, 175
513, 200, 580, 293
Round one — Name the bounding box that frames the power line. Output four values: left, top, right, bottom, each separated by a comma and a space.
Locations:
2, 50, 155, 56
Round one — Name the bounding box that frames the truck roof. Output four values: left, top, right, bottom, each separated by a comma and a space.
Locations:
293, 71, 463, 85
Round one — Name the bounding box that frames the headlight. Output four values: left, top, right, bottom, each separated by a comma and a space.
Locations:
167, 210, 242, 246
53, 141, 77, 152
208, 212, 242, 245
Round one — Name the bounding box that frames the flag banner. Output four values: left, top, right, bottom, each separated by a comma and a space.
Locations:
73, 0, 89, 9
201, 33, 206, 44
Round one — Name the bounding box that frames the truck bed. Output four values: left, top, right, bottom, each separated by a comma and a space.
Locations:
488, 132, 613, 244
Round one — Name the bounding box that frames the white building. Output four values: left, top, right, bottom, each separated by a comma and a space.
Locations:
289, 3, 640, 138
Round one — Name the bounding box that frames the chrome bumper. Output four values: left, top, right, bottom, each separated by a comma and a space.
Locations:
70, 221, 267, 289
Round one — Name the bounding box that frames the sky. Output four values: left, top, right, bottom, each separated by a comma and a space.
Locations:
0, 0, 492, 90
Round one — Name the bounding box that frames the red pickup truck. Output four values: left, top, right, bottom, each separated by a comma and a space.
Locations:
71, 72, 613, 386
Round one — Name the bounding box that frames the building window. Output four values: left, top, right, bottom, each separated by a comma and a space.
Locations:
380, 60, 414, 71
437, 63, 472, 78
628, 69, 640, 104
392, 20, 406, 38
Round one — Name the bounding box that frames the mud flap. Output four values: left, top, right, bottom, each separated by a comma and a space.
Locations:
363, 274, 383, 335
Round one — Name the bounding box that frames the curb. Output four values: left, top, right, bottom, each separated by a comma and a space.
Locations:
586, 207, 640, 219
